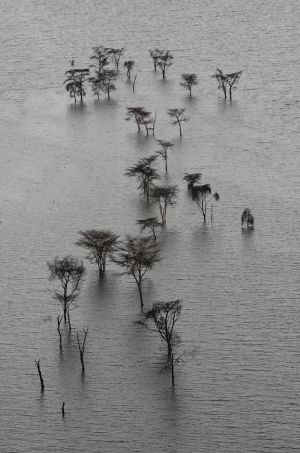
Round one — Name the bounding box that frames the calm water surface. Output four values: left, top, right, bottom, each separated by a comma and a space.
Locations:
0, 0, 299, 451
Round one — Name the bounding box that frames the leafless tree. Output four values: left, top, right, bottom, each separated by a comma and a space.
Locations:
156, 139, 174, 172
77, 328, 88, 373
180, 73, 198, 97
212, 68, 242, 100
57, 315, 63, 352
149, 48, 160, 71
113, 236, 160, 307
168, 108, 188, 137
35, 359, 45, 391
111, 47, 125, 71
47, 256, 85, 332
151, 185, 178, 226
76, 230, 119, 277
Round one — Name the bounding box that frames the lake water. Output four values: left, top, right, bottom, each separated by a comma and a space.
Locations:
0, 0, 299, 451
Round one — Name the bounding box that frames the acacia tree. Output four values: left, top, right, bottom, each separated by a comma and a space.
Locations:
191, 184, 220, 223
183, 172, 202, 190
212, 68, 242, 100
168, 108, 188, 137
113, 236, 160, 307
64, 68, 90, 104
151, 185, 178, 226
241, 208, 254, 229
149, 48, 160, 71
124, 60, 135, 79
111, 47, 125, 71
90, 46, 112, 77
139, 299, 182, 387
156, 139, 174, 172
137, 217, 162, 240
180, 73, 198, 97
99, 70, 117, 99
126, 156, 160, 201
157, 50, 174, 79
76, 230, 119, 276
47, 256, 85, 331
126, 106, 152, 134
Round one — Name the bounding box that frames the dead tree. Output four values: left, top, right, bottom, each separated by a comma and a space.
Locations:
35, 359, 45, 391
77, 328, 88, 373
57, 315, 63, 352
241, 208, 255, 229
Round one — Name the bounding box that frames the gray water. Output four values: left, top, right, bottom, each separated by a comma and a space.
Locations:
0, 0, 299, 451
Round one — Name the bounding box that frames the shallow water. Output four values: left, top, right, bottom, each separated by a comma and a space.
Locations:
0, 0, 299, 451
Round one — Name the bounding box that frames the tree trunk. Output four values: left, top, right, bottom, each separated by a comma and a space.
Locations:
137, 281, 144, 307
178, 122, 182, 137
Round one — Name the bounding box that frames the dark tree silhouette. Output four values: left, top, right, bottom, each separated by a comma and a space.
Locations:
132, 73, 138, 93
191, 184, 220, 223
168, 108, 188, 137
126, 156, 160, 201
180, 73, 198, 97
90, 46, 112, 77
89, 70, 117, 100
35, 359, 45, 391
183, 172, 202, 190
151, 185, 178, 227
77, 328, 88, 373
139, 299, 182, 387
241, 208, 254, 229
124, 60, 135, 79
157, 50, 174, 79
64, 68, 90, 104
212, 68, 242, 100
126, 106, 152, 134
137, 217, 162, 240
57, 315, 63, 352
156, 139, 174, 172
76, 230, 119, 277
113, 236, 160, 307
111, 47, 125, 71
149, 48, 160, 71
47, 256, 85, 331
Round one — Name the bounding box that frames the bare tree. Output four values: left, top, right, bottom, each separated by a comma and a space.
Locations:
124, 60, 135, 79
35, 359, 45, 391
151, 185, 178, 227
113, 236, 160, 307
137, 217, 162, 240
180, 73, 198, 97
241, 208, 254, 229
99, 70, 117, 99
168, 108, 188, 137
191, 184, 220, 223
111, 47, 125, 71
64, 68, 90, 104
76, 230, 119, 277
149, 48, 160, 71
226, 70, 242, 100
183, 172, 202, 190
156, 139, 174, 172
47, 256, 85, 331
138, 299, 182, 387
132, 73, 138, 93
157, 50, 174, 79
77, 328, 88, 373
57, 315, 63, 352
126, 156, 160, 201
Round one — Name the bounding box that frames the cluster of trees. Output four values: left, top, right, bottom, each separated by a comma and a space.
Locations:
64, 46, 242, 104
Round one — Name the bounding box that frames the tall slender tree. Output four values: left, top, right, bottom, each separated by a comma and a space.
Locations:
156, 139, 174, 172
168, 108, 188, 137
151, 185, 178, 226
64, 68, 90, 104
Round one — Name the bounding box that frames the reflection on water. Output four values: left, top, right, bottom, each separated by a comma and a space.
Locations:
1, 0, 300, 451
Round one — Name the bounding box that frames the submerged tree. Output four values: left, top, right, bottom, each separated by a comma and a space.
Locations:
47, 256, 85, 331
124, 60, 135, 79
126, 106, 153, 134
111, 47, 125, 72
183, 172, 202, 190
156, 139, 174, 172
241, 208, 254, 229
77, 328, 88, 373
168, 108, 188, 137
180, 73, 198, 97
76, 230, 119, 276
191, 184, 220, 223
157, 50, 174, 79
151, 185, 178, 226
137, 217, 162, 240
126, 156, 160, 201
90, 46, 112, 77
35, 359, 45, 391
89, 70, 117, 100
113, 236, 160, 307
139, 299, 182, 387
149, 48, 160, 71
212, 68, 242, 100
64, 68, 90, 104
